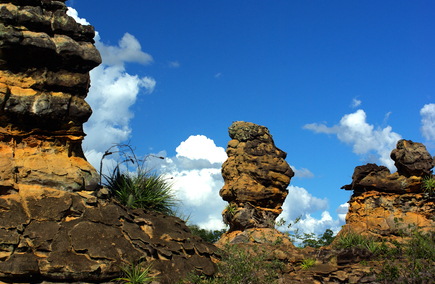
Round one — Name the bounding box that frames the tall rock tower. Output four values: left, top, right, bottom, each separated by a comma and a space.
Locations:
0, 0, 101, 193
217, 121, 295, 245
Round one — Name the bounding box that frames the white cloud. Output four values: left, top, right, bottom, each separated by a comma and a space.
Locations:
95, 33, 153, 67
215, 73, 221, 78
351, 97, 361, 108
420, 103, 435, 141
168, 61, 180, 68
66, 7, 89, 25
277, 186, 346, 237
290, 166, 314, 178
67, 8, 156, 173
304, 109, 401, 171
336, 202, 349, 224
175, 135, 227, 164
152, 136, 228, 230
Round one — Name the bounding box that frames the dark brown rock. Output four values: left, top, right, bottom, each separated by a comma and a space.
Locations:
0, 191, 218, 283
391, 139, 435, 177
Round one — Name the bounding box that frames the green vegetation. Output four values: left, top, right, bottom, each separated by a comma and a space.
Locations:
377, 225, 435, 283
421, 175, 435, 197
112, 260, 156, 284
188, 225, 227, 243
102, 144, 177, 215
300, 229, 336, 249
275, 217, 337, 248
300, 258, 316, 270
181, 243, 283, 284
335, 230, 382, 254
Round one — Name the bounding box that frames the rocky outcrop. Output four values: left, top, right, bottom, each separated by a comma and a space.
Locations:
0, 0, 101, 193
218, 121, 294, 244
0, 189, 217, 283
341, 139, 435, 237
0, 2, 218, 283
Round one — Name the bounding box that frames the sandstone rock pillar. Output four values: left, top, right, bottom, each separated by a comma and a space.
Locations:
0, 0, 101, 193
219, 121, 294, 233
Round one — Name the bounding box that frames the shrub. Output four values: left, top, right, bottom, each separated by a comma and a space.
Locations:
377, 225, 435, 283
182, 243, 283, 284
188, 225, 227, 243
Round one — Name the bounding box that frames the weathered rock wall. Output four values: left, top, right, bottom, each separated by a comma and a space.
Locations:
341, 139, 435, 237
0, 0, 100, 193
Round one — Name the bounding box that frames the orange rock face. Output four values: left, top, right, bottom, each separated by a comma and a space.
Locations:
341, 139, 435, 237
0, 0, 101, 193
220, 121, 294, 231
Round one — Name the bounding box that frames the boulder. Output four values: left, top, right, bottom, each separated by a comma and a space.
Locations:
391, 139, 435, 177
219, 121, 294, 232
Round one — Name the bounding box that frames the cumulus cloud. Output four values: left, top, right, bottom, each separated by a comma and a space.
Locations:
420, 103, 435, 141
277, 186, 346, 236
304, 109, 401, 171
67, 8, 156, 173
95, 33, 153, 67
66, 7, 89, 25
351, 97, 361, 108
153, 135, 228, 230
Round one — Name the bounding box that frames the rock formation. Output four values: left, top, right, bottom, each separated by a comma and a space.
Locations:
341, 139, 435, 237
0, 0, 100, 193
217, 121, 294, 243
0, 1, 217, 283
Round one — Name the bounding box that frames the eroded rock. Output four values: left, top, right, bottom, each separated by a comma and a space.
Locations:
0, 0, 100, 194
219, 121, 294, 232
341, 139, 435, 237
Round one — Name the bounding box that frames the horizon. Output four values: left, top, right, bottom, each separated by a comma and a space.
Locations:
67, 0, 435, 237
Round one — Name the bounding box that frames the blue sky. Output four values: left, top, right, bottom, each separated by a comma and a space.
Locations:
67, 1, 435, 236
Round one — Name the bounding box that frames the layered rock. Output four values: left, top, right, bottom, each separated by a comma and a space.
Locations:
341, 139, 435, 237
0, 189, 217, 283
0, 0, 101, 193
219, 121, 294, 235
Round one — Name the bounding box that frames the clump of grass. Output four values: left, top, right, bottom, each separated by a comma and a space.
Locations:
112, 260, 156, 284
421, 175, 435, 197
335, 230, 381, 254
102, 144, 177, 215
300, 258, 316, 270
